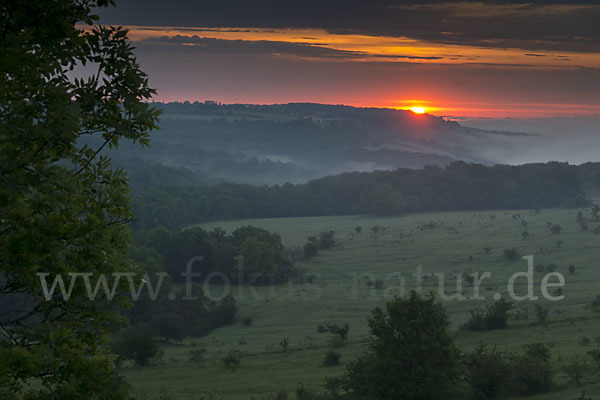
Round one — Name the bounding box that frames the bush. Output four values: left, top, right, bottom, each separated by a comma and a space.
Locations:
150, 313, 187, 343
367, 278, 384, 289
223, 349, 243, 372
503, 248, 519, 261
323, 350, 341, 366
189, 348, 207, 365
562, 357, 591, 387
325, 323, 349, 341
242, 317, 253, 327
131, 284, 238, 339
463, 343, 554, 399
303, 240, 319, 259
279, 337, 290, 352
463, 344, 511, 399
591, 295, 600, 312
508, 344, 554, 395
587, 349, 600, 370
318, 231, 336, 249
111, 323, 159, 367
462, 299, 514, 331
534, 304, 549, 324
513, 307, 529, 320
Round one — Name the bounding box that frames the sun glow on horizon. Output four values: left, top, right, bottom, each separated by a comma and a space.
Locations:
410, 106, 426, 114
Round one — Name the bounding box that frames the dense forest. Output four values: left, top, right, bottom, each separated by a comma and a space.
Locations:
130, 161, 598, 232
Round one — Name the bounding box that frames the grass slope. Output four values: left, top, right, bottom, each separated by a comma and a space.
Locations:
124, 207, 600, 399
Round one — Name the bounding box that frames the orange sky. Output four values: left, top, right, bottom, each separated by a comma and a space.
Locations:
103, 24, 600, 118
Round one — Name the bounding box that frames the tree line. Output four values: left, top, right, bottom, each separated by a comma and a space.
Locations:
131, 161, 591, 232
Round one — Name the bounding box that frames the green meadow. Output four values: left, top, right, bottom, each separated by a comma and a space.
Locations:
123, 207, 600, 399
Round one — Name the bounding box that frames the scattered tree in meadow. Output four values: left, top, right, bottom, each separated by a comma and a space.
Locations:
587, 349, 600, 370
591, 295, 600, 312
463, 344, 511, 399
346, 292, 460, 399
551, 224, 563, 234
151, 313, 187, 343
325, 323, 350, 342
509, 343, 554, 395
534, 304, 549, 324
111, 324, 159, 367
319, 231, 336, 249
303, 231, 336, 259
280, 337, 290, 352
562, 357, 591, 388
463, 343, 554, 399
223, 350, 243, 372
304, 240, 320, 258
462, 299, 515, 331
503, 248, 519, 261
323, 350, 342, 367
592, 204, 600, 221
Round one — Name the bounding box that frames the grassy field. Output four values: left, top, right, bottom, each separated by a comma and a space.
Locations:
123, 207, 600, 399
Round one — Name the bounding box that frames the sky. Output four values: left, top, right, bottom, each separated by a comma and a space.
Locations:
97, 0, 600, 118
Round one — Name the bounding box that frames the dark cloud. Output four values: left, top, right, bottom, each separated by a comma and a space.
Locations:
98, 0, 600, 52
138, 35, 443, 60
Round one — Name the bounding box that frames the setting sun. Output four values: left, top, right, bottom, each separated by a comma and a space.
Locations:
410, 106, 426, 114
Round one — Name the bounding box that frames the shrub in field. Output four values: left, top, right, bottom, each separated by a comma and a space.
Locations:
462, 299, 514, 331
323, 350, 342, 366
503, 248, 519, 261
189, 348, 207, 365
111, 323, 159, 367
223, 349, 243, 372
534, 304, 549, 324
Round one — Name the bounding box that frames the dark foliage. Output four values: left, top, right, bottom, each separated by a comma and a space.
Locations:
462, 300, 514, 331
131, 161, 590, 232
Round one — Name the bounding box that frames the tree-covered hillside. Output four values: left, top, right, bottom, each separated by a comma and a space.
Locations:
130, 161, 595, 232
101, 102, 529, 186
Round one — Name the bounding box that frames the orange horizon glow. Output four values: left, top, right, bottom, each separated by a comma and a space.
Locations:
90, 24, 600, 119
410, 106, 426, 114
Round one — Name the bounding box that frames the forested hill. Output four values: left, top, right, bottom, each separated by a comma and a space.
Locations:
107, 102, 530, 187
131, 161, 600, 232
